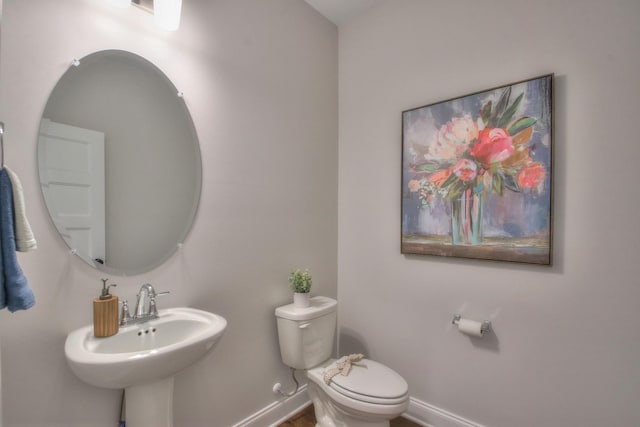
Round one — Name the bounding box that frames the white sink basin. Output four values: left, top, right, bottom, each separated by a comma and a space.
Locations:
65, 307, 227, 389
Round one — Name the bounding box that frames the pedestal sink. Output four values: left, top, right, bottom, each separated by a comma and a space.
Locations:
65, 307, 227, 427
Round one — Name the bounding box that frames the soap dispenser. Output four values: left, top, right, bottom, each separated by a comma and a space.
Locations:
94, 278, 119, 338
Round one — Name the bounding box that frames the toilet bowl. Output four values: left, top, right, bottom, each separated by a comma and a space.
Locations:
275, 296, 409, 427
306, 358, 409, 427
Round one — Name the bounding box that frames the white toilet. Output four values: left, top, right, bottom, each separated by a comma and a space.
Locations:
275, 296, 409, 427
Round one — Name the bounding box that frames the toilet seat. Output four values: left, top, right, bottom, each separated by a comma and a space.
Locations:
327, 358, 408, 405
308, 358, 409, 407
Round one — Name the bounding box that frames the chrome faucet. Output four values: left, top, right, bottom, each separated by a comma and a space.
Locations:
120, 283, 170, 326
135, 283, 155, 318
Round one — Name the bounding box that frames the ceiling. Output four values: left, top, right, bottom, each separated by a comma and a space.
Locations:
303, 0, 384, 25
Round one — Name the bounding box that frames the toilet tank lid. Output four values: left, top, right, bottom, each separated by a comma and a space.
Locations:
275, 296, 337, 321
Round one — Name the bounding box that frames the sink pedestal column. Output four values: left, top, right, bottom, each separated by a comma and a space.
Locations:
126, 377, 174, 427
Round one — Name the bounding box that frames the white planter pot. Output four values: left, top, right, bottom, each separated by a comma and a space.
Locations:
293, 292, 310, 308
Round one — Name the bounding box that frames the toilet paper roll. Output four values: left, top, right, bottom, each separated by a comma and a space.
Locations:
457, 318, 485, 337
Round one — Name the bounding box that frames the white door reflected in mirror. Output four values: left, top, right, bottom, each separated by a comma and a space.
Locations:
38, 119, 106, 267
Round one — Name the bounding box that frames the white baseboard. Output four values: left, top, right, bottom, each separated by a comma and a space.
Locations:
230, 384, 310, 427
231, 391, 484, 427
405, 397, 486, 427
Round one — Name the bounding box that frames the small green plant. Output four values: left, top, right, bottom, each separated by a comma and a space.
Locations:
289, 269, 312, 293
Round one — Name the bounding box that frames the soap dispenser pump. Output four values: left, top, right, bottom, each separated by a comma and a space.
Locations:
93, 278, 119, 337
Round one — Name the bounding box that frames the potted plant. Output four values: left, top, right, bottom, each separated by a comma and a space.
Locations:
289, 269, 312, 308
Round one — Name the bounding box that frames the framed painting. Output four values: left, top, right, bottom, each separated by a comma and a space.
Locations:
401, 74, 553, 264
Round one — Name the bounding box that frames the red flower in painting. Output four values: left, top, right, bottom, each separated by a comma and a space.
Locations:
470, 128, 514, 167
517, 162, 546, 189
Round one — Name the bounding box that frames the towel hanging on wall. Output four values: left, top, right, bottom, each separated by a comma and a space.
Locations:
0, 122, 36, 311
0, 169, 35, 311
4, 167, 37, 252
0, 124, 37, 251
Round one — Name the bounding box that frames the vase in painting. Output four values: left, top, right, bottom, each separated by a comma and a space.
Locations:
451, 189, 483, 245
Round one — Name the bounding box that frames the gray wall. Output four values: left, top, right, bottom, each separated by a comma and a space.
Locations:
338, 1, 640, 426
0, 0, 337, 426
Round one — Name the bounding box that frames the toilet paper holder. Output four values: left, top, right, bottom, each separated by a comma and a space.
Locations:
452, 314, 492, 334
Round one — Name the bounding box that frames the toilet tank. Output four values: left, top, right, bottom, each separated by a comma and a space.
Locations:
275, 296, 337, 370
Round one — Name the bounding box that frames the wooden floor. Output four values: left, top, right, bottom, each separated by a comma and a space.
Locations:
278, 404, 420, 427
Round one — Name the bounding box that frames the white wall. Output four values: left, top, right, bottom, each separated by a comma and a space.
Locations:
338, 1, 640, 426
0, 0, 337, 426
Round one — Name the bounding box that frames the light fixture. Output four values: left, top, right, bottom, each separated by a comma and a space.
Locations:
109, 0, 182, 31
153, 0, 182, 31
109, 0, 131, 8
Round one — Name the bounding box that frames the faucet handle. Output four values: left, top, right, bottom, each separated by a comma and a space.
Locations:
149, 291, 170, 317
119, 299, 131, 326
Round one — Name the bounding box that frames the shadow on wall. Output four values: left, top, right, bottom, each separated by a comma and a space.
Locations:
468, 326, 500, 353
339, 327, 371, 357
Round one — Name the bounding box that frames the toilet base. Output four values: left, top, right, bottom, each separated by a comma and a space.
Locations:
307, 381, 391, 427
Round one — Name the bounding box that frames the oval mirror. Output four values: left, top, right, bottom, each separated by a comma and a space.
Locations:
38, 50, 201, 276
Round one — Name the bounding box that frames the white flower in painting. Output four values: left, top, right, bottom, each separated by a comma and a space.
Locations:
427, 115, 478, 161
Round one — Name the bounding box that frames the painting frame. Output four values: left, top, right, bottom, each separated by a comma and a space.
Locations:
401, 74, 554, 265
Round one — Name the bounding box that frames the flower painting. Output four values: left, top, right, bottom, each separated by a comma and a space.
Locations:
401, 75, 553, 264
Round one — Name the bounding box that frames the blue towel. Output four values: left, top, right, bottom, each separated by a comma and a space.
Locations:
0, 169, 35, 312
